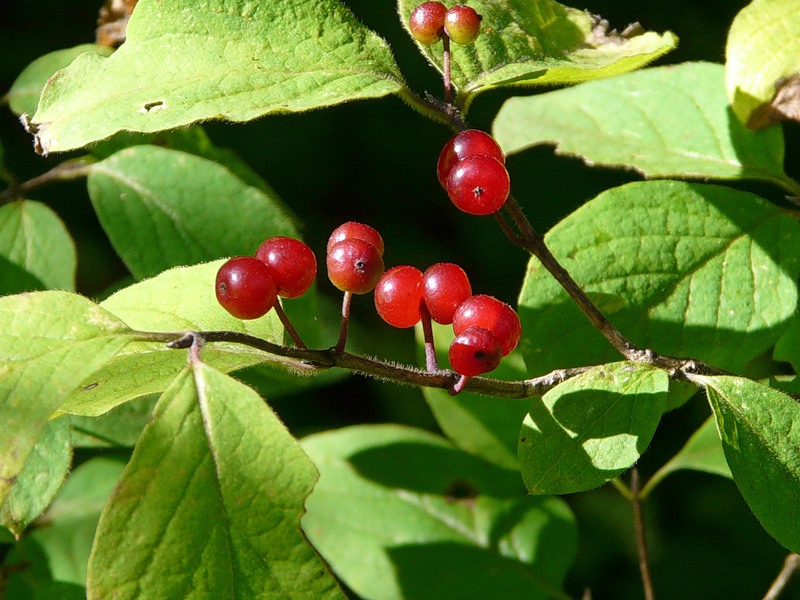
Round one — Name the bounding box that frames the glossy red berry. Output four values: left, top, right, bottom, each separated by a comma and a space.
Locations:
446, 155, 510, 215
327, 239, 385, 294
215, 256, 278, 320
444, 5, 482, 45
409, 1, 447, 45
423, 262, 472, 324
327, 221, 384, 257
374, 265, 424, 328
453, 294, 521, 356
449, 326, 502, 376
254, 236, 317, 299
437, 129, 505, 189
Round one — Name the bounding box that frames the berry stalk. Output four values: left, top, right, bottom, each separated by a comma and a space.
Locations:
273, 301, 307, 349
419, 303, 439, 372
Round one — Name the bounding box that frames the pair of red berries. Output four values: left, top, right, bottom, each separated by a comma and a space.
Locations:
410, 2, 482, 46
215, 237, 317, 320
438, 129, 510, 216
326, 222, 385, 295
374, 262, 521, 377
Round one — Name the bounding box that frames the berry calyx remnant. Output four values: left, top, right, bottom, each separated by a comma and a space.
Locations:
327, 221, 384, 257
449, 325, 502, 376
375, 265, 425, 328
327, 238, 385, 295
423, 262, 472, 324
446, 154, 510, 215
437, 129, 505, 189
453, 294, 521, 356
409, 1, 447, 45
444, 5, 482, 45
255, 236, 317, 299
215, 256, 278, 320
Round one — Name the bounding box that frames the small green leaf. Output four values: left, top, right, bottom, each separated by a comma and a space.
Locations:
57, 260, 286, 417
302, 425, 577, 600
642, 416, 732, 497
518, 362, 667, 495
7, 45, 114, 116
398, 0, 676, 111
87, 145, 297, 279
726, 0, 800, 127
698, 375, 800, 553
0, 418, 72, 537
28, 0, 405, 154
518, 181, 800, 380
0, 200, 77, 294
87, 365, 344, 599
0, 292, 134, 508
494, 62, 798, 193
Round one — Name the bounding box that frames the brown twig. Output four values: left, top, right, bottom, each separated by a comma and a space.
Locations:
0, 158, 95, 205
631, 468, 656, 600
763, 553, 800, 600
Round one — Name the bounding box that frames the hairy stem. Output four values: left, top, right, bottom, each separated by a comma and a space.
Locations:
0, 157, 95, 205
763, 553, 800, 600
631, 468, 656, 600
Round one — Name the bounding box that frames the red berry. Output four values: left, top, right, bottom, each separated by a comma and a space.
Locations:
254, 236, 317, 299
327, 239, 385, 294
409, 1, 447, 45
446, 155, 510, 215
437, 129, 505, 189
374, 265, 424, 328
453, 294, 521, 356
444, 5, 482, 45
215, 256, 278, 320
327, 221, 384, 257
449, 326, 501, 376
423, 262, 472, 324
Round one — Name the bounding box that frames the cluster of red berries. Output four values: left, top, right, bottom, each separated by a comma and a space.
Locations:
215, 237, 317, 320
439, 129, 510, 215
374, 262, 520, 377
410, 2, 482, 46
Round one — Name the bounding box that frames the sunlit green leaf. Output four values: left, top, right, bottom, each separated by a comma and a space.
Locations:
494, 62, 798, 193
398, 0, 676, 111
698, 375, 800, 552
88, 365, 344, 599
70, 396, 157, 447
27, 0, 405, 154
303, 425, 577, 599
0, 200, 76, 294
726, 0, 800, 127
518, 362, 667, 495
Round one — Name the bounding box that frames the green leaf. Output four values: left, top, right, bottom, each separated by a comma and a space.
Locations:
302, 425, 577, 600
87, 364, 344, 599
57, 260, 286, 417
398, 0, 676, 111
420, 323, 530, 470
494, 62, 798, 193
641, 416, 732, 498
698, 375, 800, 553
518, 362, 667, 495
7, 45, 114, 116
0, 200, 77, 294
27, 0, 405, 154
518, 181, 800, 381
726, 0, 800, 128
70, 395, 158, 447
87, 145, 297, 279
25, 457, 126, 586
0, 292, 134, 509
0, 418, 72, 537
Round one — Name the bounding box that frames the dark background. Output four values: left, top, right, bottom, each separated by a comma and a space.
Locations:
1, 1, 798, 598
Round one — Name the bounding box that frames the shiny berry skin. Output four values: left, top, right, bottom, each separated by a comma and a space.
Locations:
327, 221, 384, 257
409, 1, 447, 45
215, 256, 278, 320
254, 236, 317, 299
449, 326, 502, 376
446, 155, 510, 215
327, 239, 385, 294
374, 266, 424, 328
444, 5, 482, 45
437, 129, 505, 189
453, 294, 521, 356
423, 262, 472, 325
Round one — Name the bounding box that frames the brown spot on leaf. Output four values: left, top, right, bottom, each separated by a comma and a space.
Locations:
96, 0, 138, 47
444, 479, 479, 504
747, 74, 800, 130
